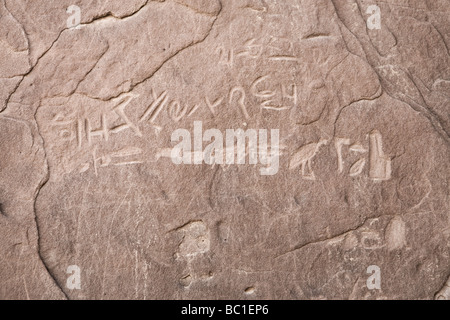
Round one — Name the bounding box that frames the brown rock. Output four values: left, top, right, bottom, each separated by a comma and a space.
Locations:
0, 0, 448, 300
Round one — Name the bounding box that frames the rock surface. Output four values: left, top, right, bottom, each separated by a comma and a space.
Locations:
0, 0, 449, 299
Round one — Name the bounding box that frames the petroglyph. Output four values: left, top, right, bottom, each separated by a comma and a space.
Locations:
435, 277, 450, 300
175, 221, 210, 260
0, 0, 448, 300
369, 131, 392, 181
385, 216, 407, 251
289, 139, 328, 180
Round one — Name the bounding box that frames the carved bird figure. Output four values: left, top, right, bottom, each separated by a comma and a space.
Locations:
289, 138, 328, 180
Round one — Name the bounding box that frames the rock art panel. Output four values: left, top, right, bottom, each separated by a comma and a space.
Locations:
0, 0, 448, 300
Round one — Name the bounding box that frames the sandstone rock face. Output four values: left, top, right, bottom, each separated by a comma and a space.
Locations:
0, 0, 449, 300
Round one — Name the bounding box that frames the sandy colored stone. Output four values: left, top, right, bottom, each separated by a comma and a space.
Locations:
0, 0, 449, 299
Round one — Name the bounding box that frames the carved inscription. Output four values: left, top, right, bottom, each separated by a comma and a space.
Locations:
290, 131, 392, 181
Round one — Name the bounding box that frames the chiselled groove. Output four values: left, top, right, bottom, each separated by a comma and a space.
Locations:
172, 0, 220, 16
1, 0, 448, 300
3, 0, 30, 54
70, 44, 111, 96
332, 85, 383, 138
330, 0, 450, 144
32, 101, 69, 299
435, 273, 450, 300
3, 0, 149, 112
2, 27, 66, 112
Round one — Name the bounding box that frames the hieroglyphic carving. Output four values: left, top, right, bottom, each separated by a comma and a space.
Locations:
435, 276, 450, 300
79, 147, 143, 175
334, 131, 391, 181
50, 111, 79, 143
349, 158, 366, 177
151, 76, 297, 125
204, 96, 224, 117
343, 221, 386, 251
236, 38, 264, 60
85, 113, 110, 145
217, 46, 235, 68
360, 231, 384, 250
335, 138, 351, 173
46, 83, 393, 181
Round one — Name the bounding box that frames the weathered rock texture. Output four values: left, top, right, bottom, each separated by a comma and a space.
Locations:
0, 0, 449, 299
